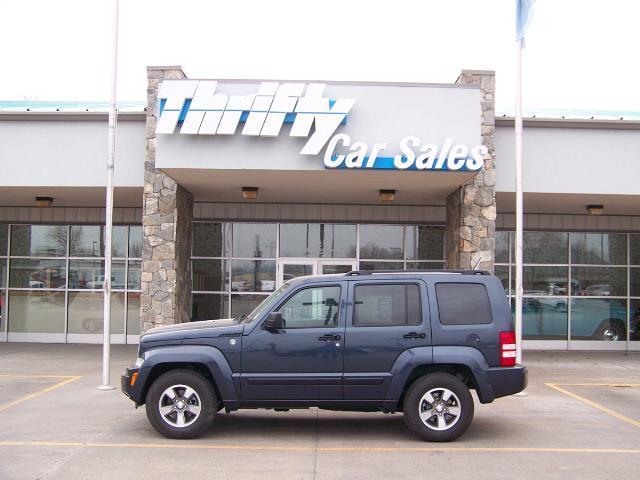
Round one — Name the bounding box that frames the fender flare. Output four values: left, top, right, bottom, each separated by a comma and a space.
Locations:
385, 346, 495, 404
133, 345, 239, 404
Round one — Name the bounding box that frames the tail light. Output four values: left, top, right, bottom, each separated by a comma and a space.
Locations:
499, 331, 516, 367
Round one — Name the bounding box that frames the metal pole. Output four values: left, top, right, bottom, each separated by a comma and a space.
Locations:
514, 38, 524, 365
98, 0, 120, 391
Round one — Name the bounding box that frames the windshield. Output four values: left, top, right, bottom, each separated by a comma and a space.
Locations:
240, 283, 290, 324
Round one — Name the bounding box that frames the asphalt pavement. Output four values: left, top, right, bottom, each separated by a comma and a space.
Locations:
1, 344, 639, 479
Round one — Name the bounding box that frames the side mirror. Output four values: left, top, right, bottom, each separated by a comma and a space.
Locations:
264, 312, 283, 331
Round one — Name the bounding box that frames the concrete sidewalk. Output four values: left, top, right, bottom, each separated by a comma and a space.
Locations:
0, 344, 639, 479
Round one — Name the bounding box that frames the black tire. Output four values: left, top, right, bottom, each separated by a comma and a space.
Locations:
145, 369, 217, 439
403, 373, 474, 442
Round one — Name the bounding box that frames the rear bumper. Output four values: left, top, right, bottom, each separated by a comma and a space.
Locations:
485, 365, 528, 400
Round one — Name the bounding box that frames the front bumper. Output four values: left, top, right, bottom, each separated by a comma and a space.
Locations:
121, 367, 144, 405
486, 365, 528, 399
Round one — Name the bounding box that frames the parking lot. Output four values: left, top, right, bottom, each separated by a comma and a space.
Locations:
0, 344, 639, 479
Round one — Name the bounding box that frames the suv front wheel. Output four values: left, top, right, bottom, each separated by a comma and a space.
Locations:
403, 373, 474, 442
146, 369, 217, 439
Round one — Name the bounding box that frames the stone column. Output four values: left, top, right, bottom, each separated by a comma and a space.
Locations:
446, 70, 496, 272
141, 66, 193, 332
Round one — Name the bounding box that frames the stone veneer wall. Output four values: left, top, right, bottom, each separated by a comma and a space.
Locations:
446, 71, 496, 272
140, 66, 193, 331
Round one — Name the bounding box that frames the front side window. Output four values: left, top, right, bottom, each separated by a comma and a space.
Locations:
277, 285, 341, 329
353, 284, 421, 327
436, 283, 492, 325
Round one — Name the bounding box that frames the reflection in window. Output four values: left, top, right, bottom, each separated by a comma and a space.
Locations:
0, 258, 6, 288
193, 223, 224, 257
67, 291, 125, 334
355, 284, 420, 327
127, 293, 141, 335
192, 293, 229, 321
0, 224, 8, 256
359, 261, 404, 271
570, 298, 627, 341
230, 294, 266, 320
523, 266, 568, 296
630, 299, 640, 342
520, 297, 568, 340
127, 260, 141, 290
495, 231, 510, 264
68, 260, 105, 289
8, 290, 66, 333
405, 262, 444, 271
359, 225, 403, 259
9, 258, 67, 289
192, 259, 226, 292
231, 260, 276, 292
279, 224, 356, 258
523, 232, 568, 264
494, 265, 510, 295
233, 223, 276, 258
405, 226, 444, 260
11, 225, 68, 257
279, 286, 341, 328
570, 233, 626, 265
571, 267, 627, 297
70, 226, 104, 257
128, 226, 143, 258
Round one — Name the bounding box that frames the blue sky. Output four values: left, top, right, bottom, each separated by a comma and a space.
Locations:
0, 0, 637, 116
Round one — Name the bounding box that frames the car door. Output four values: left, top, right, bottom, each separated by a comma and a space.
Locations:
343, 280, 431, 400
240, 282, 345, 401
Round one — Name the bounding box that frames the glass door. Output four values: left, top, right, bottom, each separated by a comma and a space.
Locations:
319, 260, 357, 275
278, 260, 317, 286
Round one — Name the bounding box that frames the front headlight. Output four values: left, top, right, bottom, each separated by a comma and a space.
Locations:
134, 357, 144, 368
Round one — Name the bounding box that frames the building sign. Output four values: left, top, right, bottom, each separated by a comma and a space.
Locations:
156, 80, 486, 172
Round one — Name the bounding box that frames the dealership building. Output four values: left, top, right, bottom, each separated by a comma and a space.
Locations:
1, 66, 639, 350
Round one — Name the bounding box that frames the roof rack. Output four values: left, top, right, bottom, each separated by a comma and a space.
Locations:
345, 269, 491, 276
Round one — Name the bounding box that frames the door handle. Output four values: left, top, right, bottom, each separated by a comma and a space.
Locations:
403, 332, 426, 339
319, 334, 341, 341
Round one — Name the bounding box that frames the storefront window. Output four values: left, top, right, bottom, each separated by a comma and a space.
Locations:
359, 261, 404, 271
192, 259, 226, 292
0, 224, 8, 256
192, 293, 229, 321
521, 297, 568, 340
494, 265, 510, 295
9, 258, 66, 289
8, 290, 65, 333
405, 226, 444, 260
570, 298, 627, 341
571, 267, 627, 297
405, 262, 444, 270
0, 258, 6, 288
233, 223, 276, 258
523, 266, 568, 296
359, 225, 404, 260
193, 222, 225, 257
279, 224, 356, 258
231, 294, 268, 319
231, 259, 276, 292
630, 299, 640, 342
495, 231, 510, 264
127, 293, 141, 335
570, 233, 626, 265
67, 291, 125, 334
11, 225, 68, 257
523, 232, 568, 264
631, 235, 640, 266
128, 226, 143, 258
4, 224, 142, 340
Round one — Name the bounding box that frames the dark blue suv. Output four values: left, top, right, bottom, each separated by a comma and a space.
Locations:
122, 270, 527, 441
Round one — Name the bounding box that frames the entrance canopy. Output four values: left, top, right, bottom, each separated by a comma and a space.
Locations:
155, 79, 484, 206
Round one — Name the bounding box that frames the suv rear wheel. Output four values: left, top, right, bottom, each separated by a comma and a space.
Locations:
146, 369, 217, 439
403, 373, 474, 442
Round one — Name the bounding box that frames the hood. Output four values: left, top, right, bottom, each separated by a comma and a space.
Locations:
140, 318, 243, 343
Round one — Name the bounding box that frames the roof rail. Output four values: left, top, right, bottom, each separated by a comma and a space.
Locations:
345, 269, 491, 276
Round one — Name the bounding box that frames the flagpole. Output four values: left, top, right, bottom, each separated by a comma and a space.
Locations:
514, 37, 524, 365
98, 0, 120, 391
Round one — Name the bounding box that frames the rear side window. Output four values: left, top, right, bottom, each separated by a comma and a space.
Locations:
354, 284, 421, 327
436, 283, 492, 325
